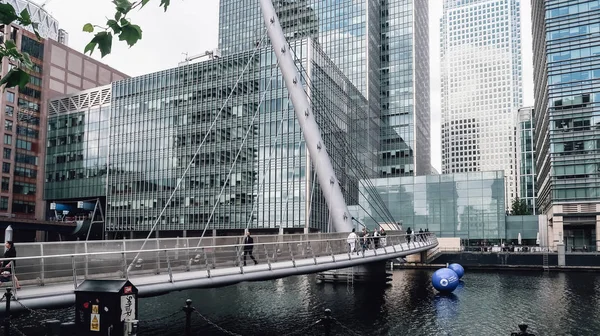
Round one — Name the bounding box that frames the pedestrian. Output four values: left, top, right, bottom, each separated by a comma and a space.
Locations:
373, 228, 380, 248
243, 231, 258, 266
361, 228, 369, 251
380, 228, 387, 247
347, 229, 358, 254
1, 241, 21, 289
406, 227, 412, 244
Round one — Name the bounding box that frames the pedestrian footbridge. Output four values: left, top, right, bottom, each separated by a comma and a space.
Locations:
0, 232, 437, 313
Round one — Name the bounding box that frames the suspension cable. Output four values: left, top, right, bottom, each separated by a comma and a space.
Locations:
193, 58, 282, 249
289, 49, 398, 227
301, 90, 397, 228
243, 99, 289, 230
127, 29, 269, 271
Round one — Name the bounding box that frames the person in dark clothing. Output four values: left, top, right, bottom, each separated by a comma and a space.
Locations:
1, 241, 20, 289
406, 227, 412, 243
243, 231, 258, 266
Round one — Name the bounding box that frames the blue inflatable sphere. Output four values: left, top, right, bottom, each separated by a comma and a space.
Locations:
431, 268, 459, 293
448, 263, 465, 279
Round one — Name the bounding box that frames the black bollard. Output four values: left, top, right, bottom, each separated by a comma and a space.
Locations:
43, 320, 61, 336
510, 323, 535, 336
322, 309, 332, 336
182, 299, 194, 336
3, 288, 12, 336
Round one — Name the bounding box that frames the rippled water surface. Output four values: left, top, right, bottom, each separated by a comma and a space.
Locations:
12, 270, 600, 335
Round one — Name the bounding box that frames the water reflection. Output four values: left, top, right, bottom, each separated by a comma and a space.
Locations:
10, 270, 600, 335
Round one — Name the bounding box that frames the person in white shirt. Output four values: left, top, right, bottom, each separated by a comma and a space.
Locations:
347, 228, 358, 255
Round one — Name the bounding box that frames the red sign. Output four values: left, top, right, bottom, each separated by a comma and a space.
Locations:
83, 302, 89, 309
124, 286, 132, 294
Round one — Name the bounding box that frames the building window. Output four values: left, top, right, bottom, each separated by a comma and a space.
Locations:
2, 163, 10, 174
1, 177, 9, 191
4, 121, 12, 131
18, 87, 41, 99
18, 99, 40, 112
20, 36, 44, 60
0, 197, 8, 211
5, 92, 14, 103
15, 139, 31, 151
3, 135, 11, 145
12, 181, 36, 195
5, 105, 13, 117
15, 153, 37, 165
12, 200, 35, 214
28, 75, 42, 87
2, 148, 10, 160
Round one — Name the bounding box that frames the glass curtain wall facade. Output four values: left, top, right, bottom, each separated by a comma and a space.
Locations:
45, 87, 111, 200
219, 0, 430, 177
218, 0, 376, 99
106, 39, 378, 236
356, 171, 506, 243
379, 0, 431, 177
440, 0, 523, 206
516, 106, 536, 214
532, 0, 600, 250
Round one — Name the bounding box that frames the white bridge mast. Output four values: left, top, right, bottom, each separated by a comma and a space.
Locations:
258, 0, 352, 232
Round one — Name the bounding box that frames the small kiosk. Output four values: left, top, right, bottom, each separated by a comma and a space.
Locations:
75, 280, 139, 335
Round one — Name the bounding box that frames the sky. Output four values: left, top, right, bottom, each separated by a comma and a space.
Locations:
42, 0, 533, 173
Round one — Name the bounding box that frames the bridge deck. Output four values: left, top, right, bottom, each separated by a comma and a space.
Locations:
0, 234, 437, 313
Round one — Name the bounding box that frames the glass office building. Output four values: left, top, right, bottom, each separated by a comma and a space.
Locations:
104, 39, 378, 237
353, 171, 506, 242
379, 0, 431, 177
440, 0, 523, 204
516, 106, 536, 214
219, 0, 430, 177
532, 0, 600, 250
45, 86, 112, 201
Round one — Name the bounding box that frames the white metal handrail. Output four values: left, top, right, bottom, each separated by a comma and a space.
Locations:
0, 233, 436, 263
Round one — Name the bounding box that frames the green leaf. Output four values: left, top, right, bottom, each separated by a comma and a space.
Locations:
0, 3, 19, 25
140, 0, 150, 7
85, 31, 113, 57
118, 24, 142, 47
4, 39, 16, 50
20, 52, 33, 68
114, 11, 122, 21
0, 68, 30, 90
113, 0, 133, 14
107, 19, 121, 34
84, 41, 97, 55
83, 23, 94, 33
96, 32, 113, 57
159, 0, 170, 11
18, 8, 32, 26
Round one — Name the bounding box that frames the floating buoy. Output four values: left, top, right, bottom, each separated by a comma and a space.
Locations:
448, 263, 465, 279
431, 268, 459, 293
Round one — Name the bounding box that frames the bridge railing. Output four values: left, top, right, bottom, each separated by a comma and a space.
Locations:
0, 233, 437, 290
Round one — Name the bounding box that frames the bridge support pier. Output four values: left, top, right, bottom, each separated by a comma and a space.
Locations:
316, 261, 391, 284
420, 251, 428, 264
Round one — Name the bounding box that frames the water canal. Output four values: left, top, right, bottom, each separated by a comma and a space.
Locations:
11, 269, 600, 335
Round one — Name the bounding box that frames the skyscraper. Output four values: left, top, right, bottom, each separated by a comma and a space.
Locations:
440, 0, 523, 205
218, 0, 431, 177
379, 0, 431, 177
531, 0, 600, 250
516, 106, 536, 215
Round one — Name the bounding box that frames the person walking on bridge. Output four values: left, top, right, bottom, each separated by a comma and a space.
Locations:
347, 229, 358, 255
243, 231, 258, 266
1, 241, 20, 289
